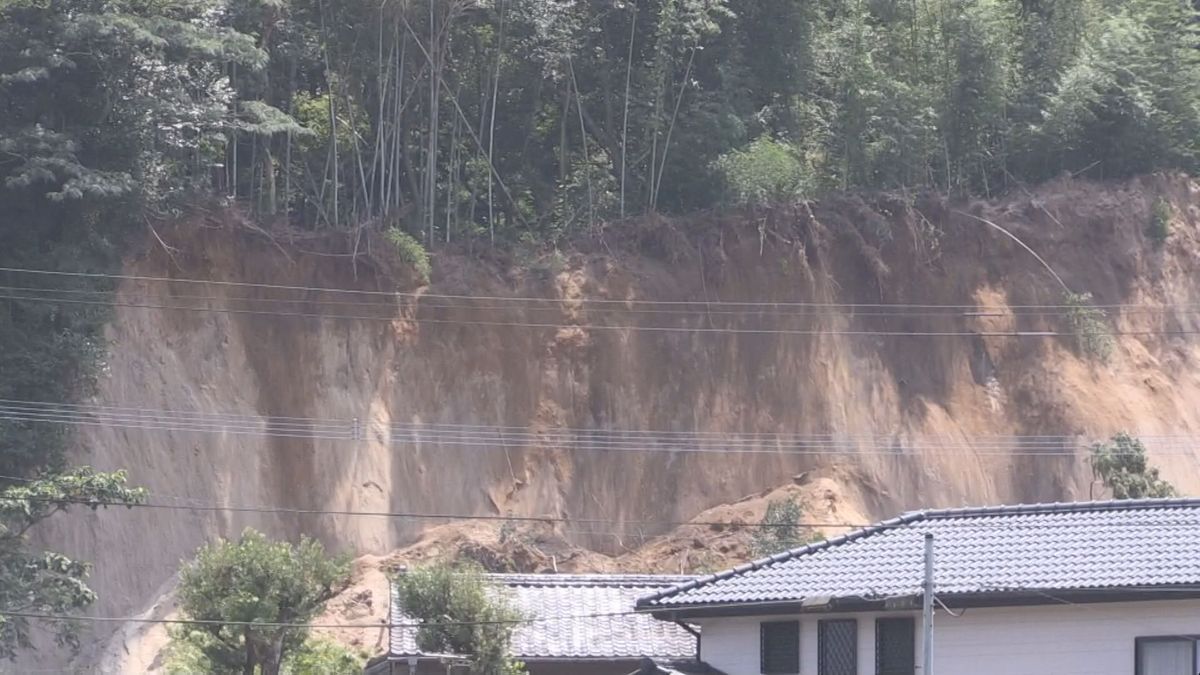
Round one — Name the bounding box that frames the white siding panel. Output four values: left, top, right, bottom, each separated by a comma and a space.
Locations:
936, 599, 1200, 675
695, 599, 1200, 675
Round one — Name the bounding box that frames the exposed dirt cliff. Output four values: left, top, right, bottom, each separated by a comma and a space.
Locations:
24, 173, 1200, 672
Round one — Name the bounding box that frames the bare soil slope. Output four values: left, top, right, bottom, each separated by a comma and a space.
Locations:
27, 173, 1200, 671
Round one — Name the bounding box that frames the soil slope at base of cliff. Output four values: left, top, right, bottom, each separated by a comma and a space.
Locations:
98, 473, 867, 672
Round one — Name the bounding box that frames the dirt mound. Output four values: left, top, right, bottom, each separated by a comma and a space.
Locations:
99, 472, 866, 671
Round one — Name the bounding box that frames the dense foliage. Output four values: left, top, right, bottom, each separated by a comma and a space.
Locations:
749, 496, 822, 558
0, 468, 145, 659
170, 529, 351, 675
203, 0, 1199, 241
6, 0, 1190, 257
1091, 432, 1177, 499
394, 563, 525, 675
0, 0, 268, 478
0, 5, 261, 657
166, 635, 365, 675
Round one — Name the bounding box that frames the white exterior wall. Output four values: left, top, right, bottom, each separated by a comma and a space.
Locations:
695, 598, 1200, 675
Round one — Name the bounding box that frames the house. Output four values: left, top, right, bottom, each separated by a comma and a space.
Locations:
636, 498, 1200, 675
365, 573, 711, 675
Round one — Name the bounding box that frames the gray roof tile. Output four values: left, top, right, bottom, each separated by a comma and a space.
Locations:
389, 574, 698, 660
639, 498, 1200, 609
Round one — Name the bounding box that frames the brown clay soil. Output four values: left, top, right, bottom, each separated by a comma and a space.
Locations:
23, 172, 1200, 671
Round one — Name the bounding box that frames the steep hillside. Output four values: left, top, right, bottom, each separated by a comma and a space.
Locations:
31, 173, 1200, 669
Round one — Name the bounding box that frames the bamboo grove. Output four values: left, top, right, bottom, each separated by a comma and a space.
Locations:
4, 0, 1200, 250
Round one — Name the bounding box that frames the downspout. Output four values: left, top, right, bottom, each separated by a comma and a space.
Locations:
674, 620, 701, 661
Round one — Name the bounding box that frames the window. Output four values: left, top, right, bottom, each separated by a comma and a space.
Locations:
819, 619, 857, 675
761, 620, 800, 674
875, 617, 915, 675
1136, 637, 1197, 675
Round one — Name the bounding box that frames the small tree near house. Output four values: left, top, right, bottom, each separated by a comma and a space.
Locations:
394, 563, 526, 675
168, 528, 351, 675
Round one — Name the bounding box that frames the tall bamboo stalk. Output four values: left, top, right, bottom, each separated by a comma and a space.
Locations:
620, 6, 636, 220
487, 0, 505, 243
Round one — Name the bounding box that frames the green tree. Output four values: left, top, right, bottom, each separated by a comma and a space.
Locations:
1091, 432, 1177, 499
0, 0, 267, 478
166, 634, 365, 675
394, 563, 525, 675
749, 497, 820, 558
170, 529, 351, 675
714, 136, 810, 207
0, 468, 145, 659
1063, 291, 1115, 362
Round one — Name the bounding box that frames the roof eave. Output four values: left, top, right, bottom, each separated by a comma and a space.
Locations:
643, 585, 1200, 620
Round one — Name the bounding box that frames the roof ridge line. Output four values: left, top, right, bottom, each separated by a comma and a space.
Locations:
919, 496, 1200, 519
636, 511, 929, 608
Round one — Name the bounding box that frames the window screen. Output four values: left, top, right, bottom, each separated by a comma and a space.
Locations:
819, 619, 858, 675
761, 620, 800, 674
875, 617, 915, 675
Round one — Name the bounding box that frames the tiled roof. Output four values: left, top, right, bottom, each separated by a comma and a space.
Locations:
389, 574, 698, 660
639, 498, 1200, 609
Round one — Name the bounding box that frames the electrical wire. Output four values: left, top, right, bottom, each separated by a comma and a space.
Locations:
0, 290, 1091, 336
7, 584, 1200, 631
5, 398, 1199, 456
4, 283, 1196, 321
13, 490, 1200, 531
6, 287, 1199, 338
2, 266, 1196, 311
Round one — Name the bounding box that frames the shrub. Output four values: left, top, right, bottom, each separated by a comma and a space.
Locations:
749, 497, 822, 557
1091, 432, 1176, 499
1147, 197, 1171, 245
384, 227, 432, 284
394, 563, 525, 675
1063, 291, 1114, 363
714, 137, 811, 208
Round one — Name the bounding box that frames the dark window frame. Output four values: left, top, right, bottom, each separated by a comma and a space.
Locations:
875, 616, 916, 675
818, 618, 858, 675
760, 620, 801, 674
1134, 635, 1199, 675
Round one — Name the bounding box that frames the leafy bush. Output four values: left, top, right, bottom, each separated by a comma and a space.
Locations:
1091, 432, 1176, 499
749, 497, 823, 557
165, 635, 364, 675
714, 137, 811, 208
1148, 197, 1171, 245
394, 563, 526, 675
283, 637, 366, 675
1063, 291, 1114, 363
384, 227, 432, 284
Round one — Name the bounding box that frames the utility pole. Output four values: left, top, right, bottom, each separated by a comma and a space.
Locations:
922, 533, 934, 675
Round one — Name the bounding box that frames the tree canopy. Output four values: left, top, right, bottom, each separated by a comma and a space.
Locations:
4, 0, 1195, 264
170, 529, 351, 675
1091, 432, 1177, 499
394, 563, 525, 675
0, 468, 145, 659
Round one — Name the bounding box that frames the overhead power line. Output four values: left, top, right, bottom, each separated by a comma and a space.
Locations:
9, 585, 1200, 632
2, 398, 1191, 457
0, 290, 1080, 336
29, 497, 1200, 529
0, 607, 646, 630
5, 289, 1198, 338
2, 265, 1195, 311
2, 283, 1195, 321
